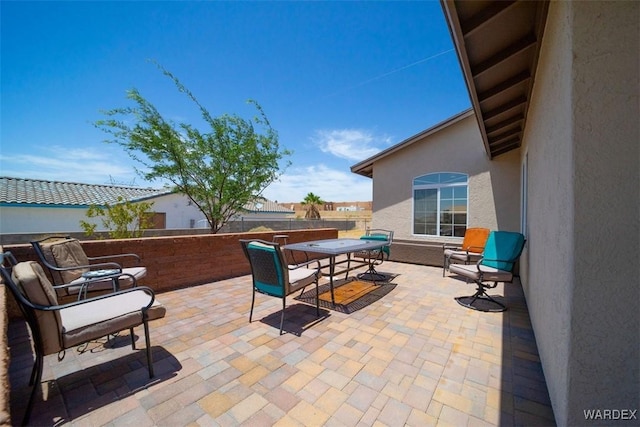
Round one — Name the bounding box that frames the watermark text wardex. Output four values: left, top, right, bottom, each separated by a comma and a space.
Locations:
583, 409, 637, 421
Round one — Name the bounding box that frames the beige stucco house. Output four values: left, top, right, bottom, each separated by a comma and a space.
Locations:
354, 2, 639, 426
351, 109, 521, 265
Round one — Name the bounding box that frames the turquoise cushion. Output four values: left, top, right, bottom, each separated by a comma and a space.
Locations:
481, 231, 525, 271
360, 234, 391, 256
247, 242, 285, 297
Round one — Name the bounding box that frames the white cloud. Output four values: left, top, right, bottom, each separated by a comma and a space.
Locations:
262, 164, 372, 203
313, 129, 390, 161
0, 145, 145, 186
0, 145, 373, 203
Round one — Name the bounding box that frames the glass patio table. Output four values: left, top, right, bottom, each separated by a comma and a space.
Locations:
283, 238, 390, 305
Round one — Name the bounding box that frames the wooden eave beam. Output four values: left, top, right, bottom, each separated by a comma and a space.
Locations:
488, 126, 522, 145
460, 1, 518, 38
483, 95, 527, 120
473, 33, 537, 77
478, 71, 531, 103
485, 113, 525, 135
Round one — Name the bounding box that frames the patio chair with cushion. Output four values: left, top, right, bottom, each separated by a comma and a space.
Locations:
442, 227, 490, 276
450, 231, 525, 312
31, 236, 146, 299
0, 254, 166, 426
353, 229, 394, 282
240, 239, 321, 335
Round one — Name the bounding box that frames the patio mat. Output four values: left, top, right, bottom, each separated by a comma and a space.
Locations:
295, 279, 396, 314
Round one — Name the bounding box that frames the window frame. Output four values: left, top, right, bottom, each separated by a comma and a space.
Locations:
412, 172, 469, 237
521, 151, 528, 238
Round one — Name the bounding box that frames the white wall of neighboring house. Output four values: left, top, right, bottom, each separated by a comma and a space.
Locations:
148, 193, 206, 229
0, 206, 93, 234
0, 193, 205, 234
0, 192, 293, 234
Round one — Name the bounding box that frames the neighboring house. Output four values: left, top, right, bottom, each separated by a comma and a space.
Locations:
353, 2, 638, 425
0, 177, 293, 234
240, 199, 296, 221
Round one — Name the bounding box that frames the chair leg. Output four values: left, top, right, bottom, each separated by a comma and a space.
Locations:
455, 281, 507, 312
279, 297, 286, 335
143, 318, 154, 378
357, 254, 387, 282
130, 328, 136, 349
249, 288, 256, 323
314, 279, 320, 316
28, 354, 40, 386
22, 350, 43, 426
443, 255, 447, 277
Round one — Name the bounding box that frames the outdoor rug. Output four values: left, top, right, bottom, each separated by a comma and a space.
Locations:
295, 277, 397, 314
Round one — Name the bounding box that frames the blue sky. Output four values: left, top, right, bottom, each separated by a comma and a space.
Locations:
1, 1, 470, 203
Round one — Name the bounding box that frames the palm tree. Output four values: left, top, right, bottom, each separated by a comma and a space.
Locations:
301, 192, 324, 219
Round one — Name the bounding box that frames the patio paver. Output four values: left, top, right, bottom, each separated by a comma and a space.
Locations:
7, 261, 555, 426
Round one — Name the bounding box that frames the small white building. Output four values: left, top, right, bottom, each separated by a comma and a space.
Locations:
0, 177, 293, 234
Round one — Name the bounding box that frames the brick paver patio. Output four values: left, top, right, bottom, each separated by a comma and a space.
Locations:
7, 260, 555, 426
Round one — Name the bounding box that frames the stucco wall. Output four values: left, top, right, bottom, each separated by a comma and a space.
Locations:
372, 114, 520, 242
521, 2, 639, 425
0, 206, 91, 234
520, 2, 575, 422
0, 193, 206, 233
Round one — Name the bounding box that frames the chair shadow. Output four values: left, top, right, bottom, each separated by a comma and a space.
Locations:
259, 303, 331, 336
448, 273, 508, 311
295, 277, 398, 315
8, 327, 181, 426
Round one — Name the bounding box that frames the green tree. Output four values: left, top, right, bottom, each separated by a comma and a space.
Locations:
95, 62, 291, 233
301, 192, 324, 220
80, 196, 154, 239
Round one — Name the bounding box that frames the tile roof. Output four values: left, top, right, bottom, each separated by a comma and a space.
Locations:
0, 177, 171, 207
0, 177, 293, 213
244, 198, 294, 214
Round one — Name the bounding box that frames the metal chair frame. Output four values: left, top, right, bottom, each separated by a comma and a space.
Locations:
0, 252, 159, 426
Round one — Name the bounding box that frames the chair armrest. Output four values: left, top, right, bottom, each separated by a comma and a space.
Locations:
45, 261, 123, 273
52, 271, 137, 294
88, 253, 141, 265
463, 245, 485, 254
473, 257, 516, 277
443, 244, 461, 250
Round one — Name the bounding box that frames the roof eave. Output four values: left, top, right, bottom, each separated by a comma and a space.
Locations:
441, 1, 493, 159
440, 0, 549, 159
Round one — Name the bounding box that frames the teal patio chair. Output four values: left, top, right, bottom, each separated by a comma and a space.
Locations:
353, 229, 394, 282
240, 239, 321, 335
449, 231, 525, 312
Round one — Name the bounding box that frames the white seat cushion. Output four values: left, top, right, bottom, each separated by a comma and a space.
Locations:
449, 263, 513, 282
288, 267, 319, 292
60, 290, 165, 348
444, 249, 483, 262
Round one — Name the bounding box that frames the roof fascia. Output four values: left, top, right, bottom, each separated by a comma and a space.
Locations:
0, 203, 89, 209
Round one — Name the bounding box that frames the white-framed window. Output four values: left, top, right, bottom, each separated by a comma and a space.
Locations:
413, 172, 468, 237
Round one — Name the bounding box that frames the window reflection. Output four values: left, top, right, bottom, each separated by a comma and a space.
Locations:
413, 173, 468, 237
